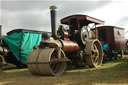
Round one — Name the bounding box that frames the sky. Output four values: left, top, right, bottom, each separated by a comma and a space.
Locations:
0, 0, 128, 39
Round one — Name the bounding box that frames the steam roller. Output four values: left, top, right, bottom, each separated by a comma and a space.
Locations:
27, 6, 104, 76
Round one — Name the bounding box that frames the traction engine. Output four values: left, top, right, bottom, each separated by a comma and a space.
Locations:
27, 6, 104, 76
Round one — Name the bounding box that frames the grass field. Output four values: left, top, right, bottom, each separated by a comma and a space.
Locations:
0, 56, 128, 85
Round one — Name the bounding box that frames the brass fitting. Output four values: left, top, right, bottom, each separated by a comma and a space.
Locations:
50, 5, 57, 10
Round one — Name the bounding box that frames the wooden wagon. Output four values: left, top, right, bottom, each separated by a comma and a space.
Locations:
91, 26, 126, 60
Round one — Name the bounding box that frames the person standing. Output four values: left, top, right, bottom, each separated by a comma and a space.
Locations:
103, 42, 110, 54
103, 42, 110, 61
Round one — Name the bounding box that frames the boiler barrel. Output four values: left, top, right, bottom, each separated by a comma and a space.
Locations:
60, 40, 79, 52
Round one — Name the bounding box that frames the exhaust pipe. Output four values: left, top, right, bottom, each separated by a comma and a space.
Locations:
0, 25, 2, 45
50, 6, 58, 39
0, 25, 2, 36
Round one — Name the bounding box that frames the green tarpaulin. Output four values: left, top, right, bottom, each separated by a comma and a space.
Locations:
3, 31, 42, 64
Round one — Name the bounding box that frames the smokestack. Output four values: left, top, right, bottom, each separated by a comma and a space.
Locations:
0, 25, 2, 36
0, 25, 2, 45
50, 6, 57, 39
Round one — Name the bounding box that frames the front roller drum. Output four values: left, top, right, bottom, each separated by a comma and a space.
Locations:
84, 39, 103, 67
27, 48, 67, 76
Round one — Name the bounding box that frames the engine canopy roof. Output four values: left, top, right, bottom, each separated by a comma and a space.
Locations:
61, 14, 104, 26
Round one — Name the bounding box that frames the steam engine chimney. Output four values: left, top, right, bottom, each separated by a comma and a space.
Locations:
50, 6, 57, 39
0, 25, 2, 36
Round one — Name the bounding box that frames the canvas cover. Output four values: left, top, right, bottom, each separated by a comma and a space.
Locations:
3, 29, 43, 64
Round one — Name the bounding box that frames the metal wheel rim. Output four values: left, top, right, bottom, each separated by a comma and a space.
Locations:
91, 41, 102, 66
84, 39, 103, 67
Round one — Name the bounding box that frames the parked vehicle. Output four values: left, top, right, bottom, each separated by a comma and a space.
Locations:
0, 28, 47, 69
91, 26, 126, 61
124, 39, 128, 55
27, 6, 104, 76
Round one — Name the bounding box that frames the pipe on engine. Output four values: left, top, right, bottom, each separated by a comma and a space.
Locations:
50, 6, 58, 39
0, 46, 8, 57
0, 25, 2, 36
0, 25, 2, 45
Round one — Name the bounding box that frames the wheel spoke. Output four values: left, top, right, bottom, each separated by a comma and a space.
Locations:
94, 55, 99, 64
92, 44, 100, 64
92, 45, 97, 53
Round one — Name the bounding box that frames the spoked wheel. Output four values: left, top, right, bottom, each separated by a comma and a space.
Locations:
84, 39, 103, 67
27, 48, 67, 76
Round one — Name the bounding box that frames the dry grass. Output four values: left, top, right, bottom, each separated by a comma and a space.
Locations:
0, 56, 128, 85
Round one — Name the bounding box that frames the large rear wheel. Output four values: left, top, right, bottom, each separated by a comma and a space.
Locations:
84, 39, 103, 67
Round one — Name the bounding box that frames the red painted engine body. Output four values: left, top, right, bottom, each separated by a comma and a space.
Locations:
61, 40, 79, 52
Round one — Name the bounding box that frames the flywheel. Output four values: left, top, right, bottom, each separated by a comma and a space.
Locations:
80, 26, 89, 45
27, 48, 67, 76
84, 39, 103, 67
